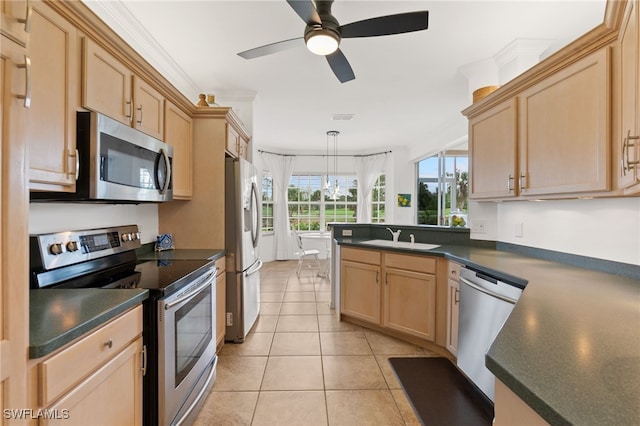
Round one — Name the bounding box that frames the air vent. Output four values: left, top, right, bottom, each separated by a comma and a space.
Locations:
331, 114, 355, 121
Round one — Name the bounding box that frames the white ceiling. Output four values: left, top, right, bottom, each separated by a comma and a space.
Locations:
83, 0, 606, 158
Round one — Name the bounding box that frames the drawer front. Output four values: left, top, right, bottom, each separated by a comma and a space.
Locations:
341, 247, 381, 265
448, 261, 461, 282
39, 306, 143, 406
384, 252, 436, 274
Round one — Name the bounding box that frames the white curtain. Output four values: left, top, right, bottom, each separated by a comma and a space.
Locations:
261, 152, 296, 260
354, 152, 389, 223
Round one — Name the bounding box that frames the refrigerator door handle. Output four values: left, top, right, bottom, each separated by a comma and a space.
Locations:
250, 181, 261, 248
245, 258, 263, 277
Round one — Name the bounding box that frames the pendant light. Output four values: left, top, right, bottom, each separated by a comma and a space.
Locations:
325, 131, 340, 199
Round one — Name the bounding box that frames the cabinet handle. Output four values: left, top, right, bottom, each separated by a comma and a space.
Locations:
68, 149, 80, 180
17, 0, 32, 33
454, 288, 459, 304
376, 271, 379, 283
507, 174, 514, 192
141, 344, 147, 376
16, 55, 31, 108
125, 100, 133, 122
75, 149, 80, 180
519, 173, 527, 190
623, 130, 640, 171
136, 105, 143, 126
104, 339, 113, 349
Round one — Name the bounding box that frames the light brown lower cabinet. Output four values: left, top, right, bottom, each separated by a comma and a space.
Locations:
215, 256, 226, 348
446, 261, 461, 356
340, 247, 441, 344
31, 306, 144, 426
493, 379, 550, 426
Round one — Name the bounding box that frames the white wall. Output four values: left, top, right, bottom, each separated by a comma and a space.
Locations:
29, 203, 159, 244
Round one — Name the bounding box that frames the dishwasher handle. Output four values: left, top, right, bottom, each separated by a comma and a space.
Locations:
459, 275, 519, 305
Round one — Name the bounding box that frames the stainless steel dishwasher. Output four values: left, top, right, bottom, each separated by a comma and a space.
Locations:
457, 266, 524, 403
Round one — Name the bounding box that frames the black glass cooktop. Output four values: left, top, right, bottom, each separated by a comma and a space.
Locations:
134, 259, 214, 293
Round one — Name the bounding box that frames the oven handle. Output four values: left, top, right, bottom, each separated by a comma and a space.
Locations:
164, 269, 216, 310
174, 356, 218, 426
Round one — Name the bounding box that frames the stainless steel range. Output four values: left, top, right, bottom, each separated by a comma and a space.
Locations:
30, 225, 218, 426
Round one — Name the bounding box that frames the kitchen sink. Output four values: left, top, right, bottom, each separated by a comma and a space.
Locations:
360, 239, 441, 250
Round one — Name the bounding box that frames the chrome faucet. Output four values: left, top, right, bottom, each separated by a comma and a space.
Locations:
386, 227, 401, 242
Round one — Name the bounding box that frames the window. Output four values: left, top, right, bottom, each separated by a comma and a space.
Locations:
288, 175, 323, 231
417, 151, 468, 226
261, 173, 274, 234
323, 175, 358, 225
371, 175, 386, 223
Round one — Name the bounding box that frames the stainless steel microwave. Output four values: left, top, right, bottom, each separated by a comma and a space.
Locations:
32, 111, 173, 203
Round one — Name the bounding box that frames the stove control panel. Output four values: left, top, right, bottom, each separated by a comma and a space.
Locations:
31, 225, 141, 271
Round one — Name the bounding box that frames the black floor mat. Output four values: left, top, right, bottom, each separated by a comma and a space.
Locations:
389, 357, 494, 426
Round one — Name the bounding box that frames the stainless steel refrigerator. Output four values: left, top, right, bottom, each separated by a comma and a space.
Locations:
225, 157, 262, 342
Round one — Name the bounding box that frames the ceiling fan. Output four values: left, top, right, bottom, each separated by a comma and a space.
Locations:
237, 0, 429, 83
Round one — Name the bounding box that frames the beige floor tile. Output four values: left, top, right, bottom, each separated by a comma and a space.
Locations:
322, 355, 387, 390
252, 391, 327, 426
283, 291, 316, 302
275, 315, 319, 332
320, 331, 372, 355
260, 292, 284, 302
364, 330, 427, 355
314, 282, 332, 292
261, 356, 324, 391
193, 391, 258, 426
279, 302, 317, 315
391, 389, 423, 425
317, 315, 362, 332
285, 283, 316, 292
315, 291, 331, 302
213, 356, 267, 391
325, 390, 405, 426
259, 302, 282, 316
252, 315, 278, 333
375, 355, 402, 389
261, 283, 286, 293
316, 302, 332, 315
218, 333, 273, 357
270, 332, 321, 356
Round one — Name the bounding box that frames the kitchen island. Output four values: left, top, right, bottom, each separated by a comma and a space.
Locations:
333, 224, 640, 426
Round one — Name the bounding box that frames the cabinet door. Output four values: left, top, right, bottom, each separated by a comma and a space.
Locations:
215, 258, 226, 346
616, 0, 640, 190
42, 338, 143, 426
28, 1, 79, 191
226, 123, 239, 157
340, 260, 381, 324
469, 98, 518, 199
446, 279, 459, 356
133, 75, 164, 139
519, 48, 610, 196
1, 0, 30, 47
384, 268, 436, 341
0, 33, 30, 418
164, 101, 192, 199
82, 37, 132, 125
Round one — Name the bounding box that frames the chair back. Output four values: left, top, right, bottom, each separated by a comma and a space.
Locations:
294, 230, 304, 250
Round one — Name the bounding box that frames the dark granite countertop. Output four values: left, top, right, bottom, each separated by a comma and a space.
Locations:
29, 288, 148, 359
336, 236, 640, 426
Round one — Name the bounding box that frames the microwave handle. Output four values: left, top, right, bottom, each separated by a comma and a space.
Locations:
158, 148, 172, 195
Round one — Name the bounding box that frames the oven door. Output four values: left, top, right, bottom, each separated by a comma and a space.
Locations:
157, 268, 217, 426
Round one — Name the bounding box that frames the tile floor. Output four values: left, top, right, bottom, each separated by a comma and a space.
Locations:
194, 260, 440, 426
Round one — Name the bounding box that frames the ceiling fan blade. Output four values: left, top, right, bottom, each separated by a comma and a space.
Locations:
238, 37, 303, 59
340, 11, 429, 38
286, 0, 321, 26
326, 49, 355, 83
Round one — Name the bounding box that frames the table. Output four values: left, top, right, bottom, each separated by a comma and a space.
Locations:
299, 232, 332, 278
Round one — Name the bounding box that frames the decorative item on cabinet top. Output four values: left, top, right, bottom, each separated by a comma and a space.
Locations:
473, 85, 500, 103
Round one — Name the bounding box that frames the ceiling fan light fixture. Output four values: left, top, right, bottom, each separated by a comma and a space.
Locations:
305, 28, 339, 55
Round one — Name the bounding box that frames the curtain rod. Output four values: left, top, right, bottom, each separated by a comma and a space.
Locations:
258, 149, 392, 158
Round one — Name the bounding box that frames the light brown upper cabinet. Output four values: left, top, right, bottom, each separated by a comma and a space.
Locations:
1, 0, 30, 47
469, 99, 518, 199
83, 37, 164, 140
28, 0, 79, 192
614, 0, 640, 193
164, 101, 193, 199
466, 47, 611, 200
518, 48, 610, 196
